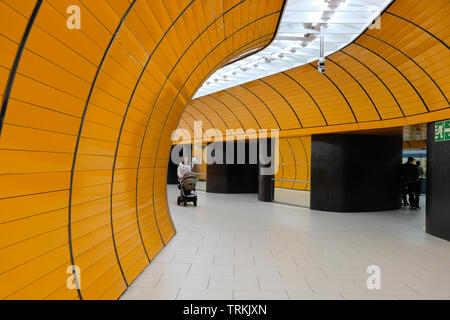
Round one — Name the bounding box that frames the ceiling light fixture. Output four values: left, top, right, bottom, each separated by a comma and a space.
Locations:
194, 0, 393, 98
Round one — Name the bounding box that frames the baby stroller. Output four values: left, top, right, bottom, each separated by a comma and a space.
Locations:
177, 171, 198, 207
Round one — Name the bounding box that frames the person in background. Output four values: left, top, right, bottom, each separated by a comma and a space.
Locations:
402, 157, 420, 210
414, 161, 425, 209
400, 160, 409, 207
177, 156, 192, 182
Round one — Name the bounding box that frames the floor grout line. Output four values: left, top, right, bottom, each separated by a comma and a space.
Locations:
121, 186, 450, 300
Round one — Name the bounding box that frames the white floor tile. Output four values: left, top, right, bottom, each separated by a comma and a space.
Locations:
173, 253, 215, 264
157, 274, 209, 289
354, 279, 417, 296
121, 186, 450, 300
288, 291, 344, 300
120, 287, 180, 300
234, 290, 289, 300
143, 262, 190, 275
197, 247, 234, 256
278, 265, 328, 281
189, 264, 234, 276
235, 265, 280, 277
177, 289, 233, 300
209, 276, 259, 291
214, 254, 255, 265
342, 294, 399, 300
130, 273, 162, 288
306, 278, 364, 294
258, 276, 311, 292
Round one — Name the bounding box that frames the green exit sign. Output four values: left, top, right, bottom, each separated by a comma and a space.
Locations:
435, 120, 450, 142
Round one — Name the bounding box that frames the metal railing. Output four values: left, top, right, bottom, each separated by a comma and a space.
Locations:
272, 179, 310, 184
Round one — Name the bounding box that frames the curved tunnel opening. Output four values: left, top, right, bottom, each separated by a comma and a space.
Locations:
0, 0, 449, 300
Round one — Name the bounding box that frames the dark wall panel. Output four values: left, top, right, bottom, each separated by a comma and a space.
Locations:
258, 137, 275, 202
167, 145, 191, 185
311, 134, 402, 212
207, 140, 259, 194
426, 123, 450, 241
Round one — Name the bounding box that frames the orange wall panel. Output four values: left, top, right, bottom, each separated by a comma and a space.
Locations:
178, 0, 449, 142
0, 0, 285, 299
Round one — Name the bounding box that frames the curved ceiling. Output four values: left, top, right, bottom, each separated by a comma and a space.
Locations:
178, 0, 450, 141
0, 0, 285, 300
194, 0, 393, 98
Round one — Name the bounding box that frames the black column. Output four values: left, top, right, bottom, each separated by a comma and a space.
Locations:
167, 144, 191, 185
258, 137, 275, 202
206, 140, 258, 194
426, 122, 450, 241
310, 134, 402, 212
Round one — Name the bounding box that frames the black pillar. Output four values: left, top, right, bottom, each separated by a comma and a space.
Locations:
206, 140, 259, 194
310, 134, 402, 212
167, 144, 191, 185
426, 122, 450, 241
258, 137, 275, 202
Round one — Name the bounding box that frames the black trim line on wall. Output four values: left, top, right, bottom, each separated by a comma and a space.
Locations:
188, 104, 214, 128
178, 119, 192, 136
278, 145, 285, 187
354, 42, 430, 113
258, 78, 303, 128
208, 94, 245, 129
138, 9, 281, 239
187, 103, 217, 133
181, 109, 210, 137
0, 0, 43, 136
175, 38, 271, 144
223, 89, 262, 129
183, 109, 205, 136
384, 12, 449, 49
109, 0, 196, 266
281, 71, 328, 126
160, 36, 276, 233
286, 138, 297, 190
336, 0, 396, 54
298, 136, 310, 191
362, 33, 449, 106
308, 63, 358, 123
340, 49, 405, 117
173, 36, 274, 139
239, 84, 281, 130
130, 1, 196, 250
134, 2, 276, 237
196, 98, 230, 131
326, 57, 382, 120
182, 34, 274, 137
224, 0, 287, 67
68, 0, 138, 299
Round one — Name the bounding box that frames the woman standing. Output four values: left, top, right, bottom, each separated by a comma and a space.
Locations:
177, 156, 192, 182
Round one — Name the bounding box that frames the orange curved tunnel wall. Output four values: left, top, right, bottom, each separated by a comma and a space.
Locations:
275, 136, 311, 191
178, 0, 450, 140
0, 0, 285, 299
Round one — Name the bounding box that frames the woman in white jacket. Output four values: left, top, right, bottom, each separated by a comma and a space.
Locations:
177, 156, 192, 182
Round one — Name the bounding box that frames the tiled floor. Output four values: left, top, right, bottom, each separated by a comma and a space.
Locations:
120, 186, 450, 300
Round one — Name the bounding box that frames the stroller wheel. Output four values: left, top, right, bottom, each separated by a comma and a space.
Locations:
177, 197, 181, 206
193, 199, 197, 207
183, 201, 187, 207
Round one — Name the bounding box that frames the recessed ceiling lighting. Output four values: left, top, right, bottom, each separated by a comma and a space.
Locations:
194, 0, 393, 98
